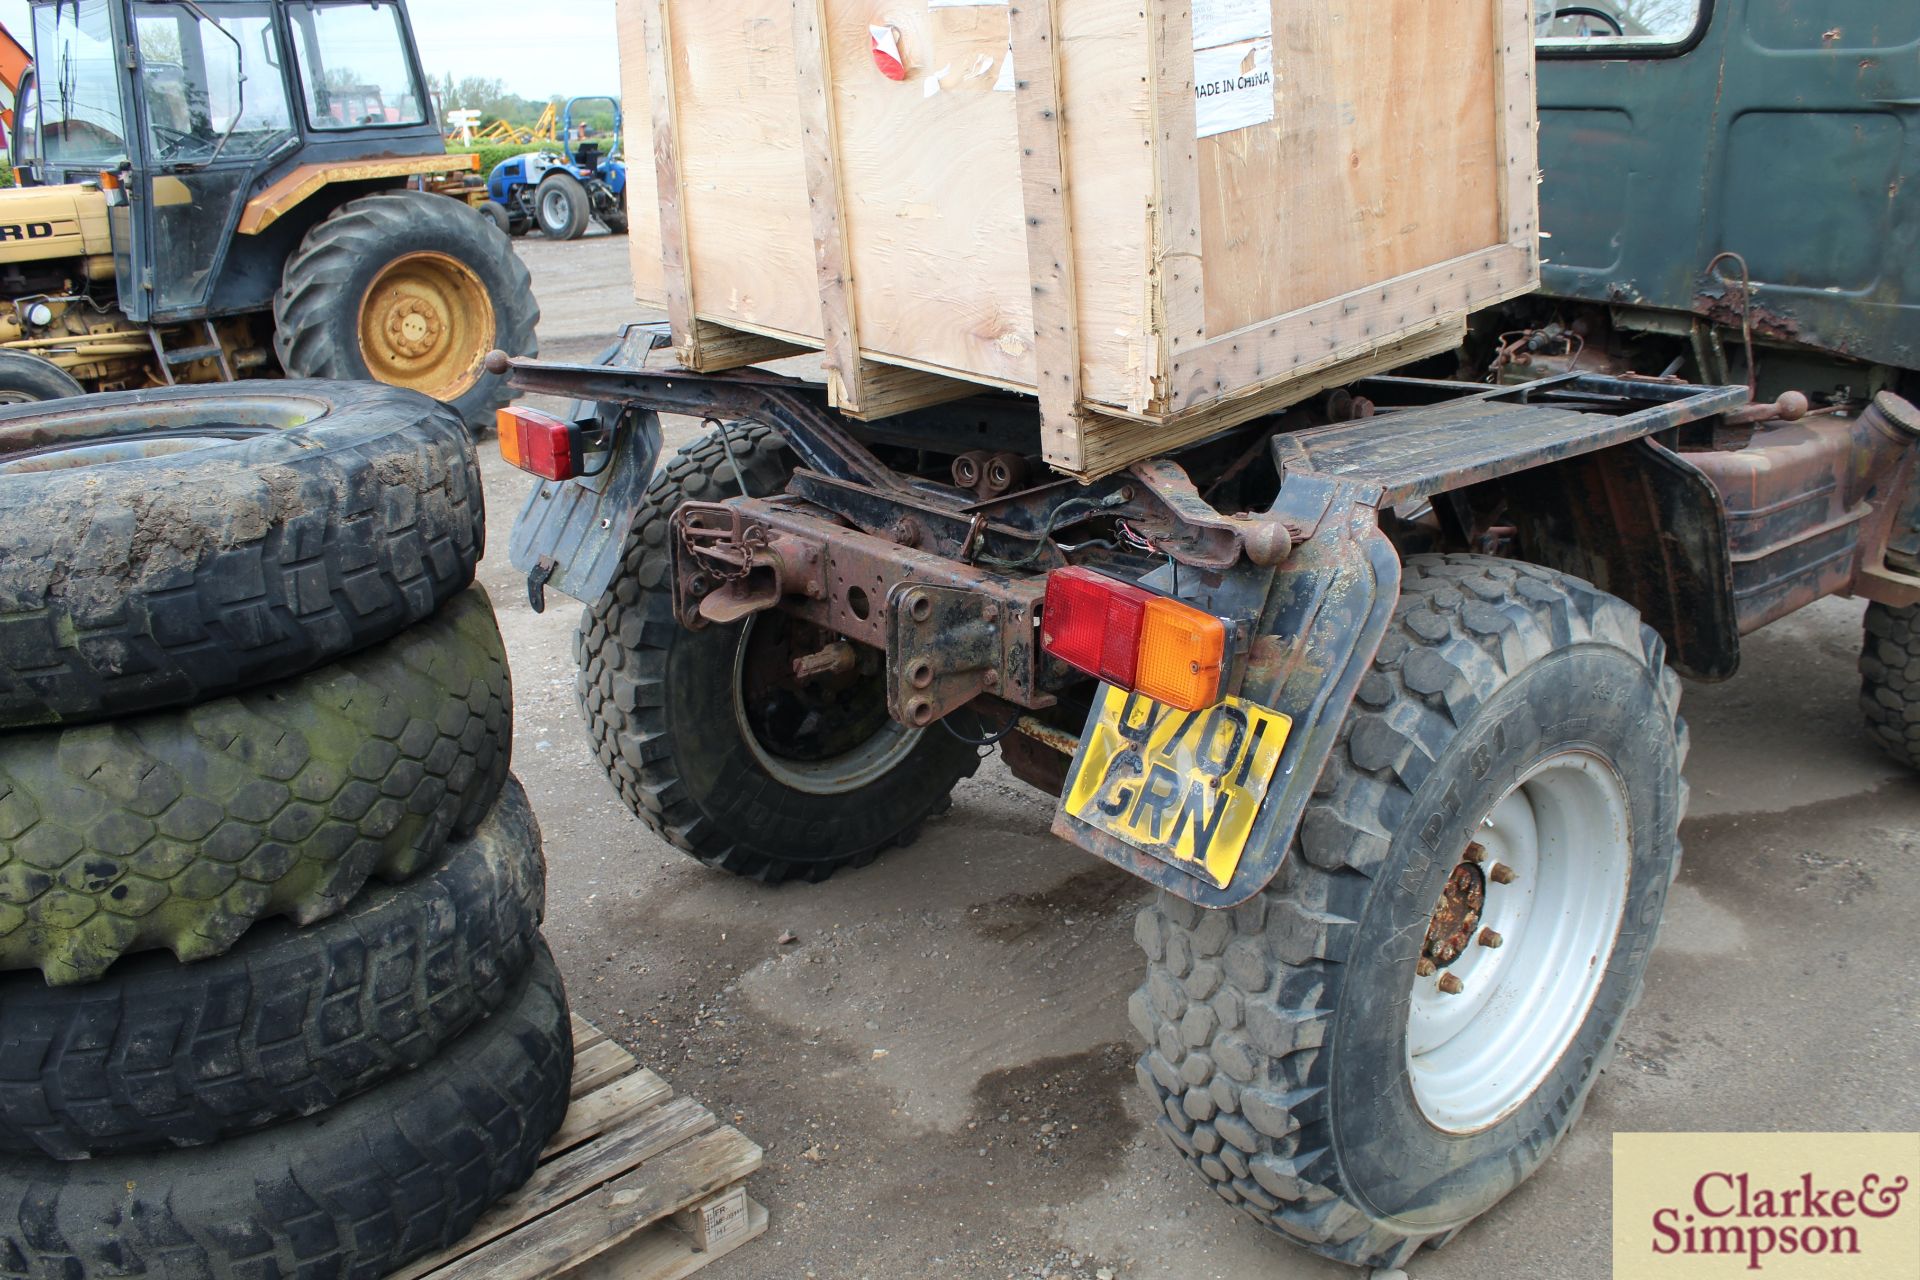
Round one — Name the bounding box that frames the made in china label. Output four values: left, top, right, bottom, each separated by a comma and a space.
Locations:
1192, 0, 1275, 139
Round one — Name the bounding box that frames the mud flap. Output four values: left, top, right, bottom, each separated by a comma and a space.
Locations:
1052, 473, 1401, 908
506, 326, 668, 610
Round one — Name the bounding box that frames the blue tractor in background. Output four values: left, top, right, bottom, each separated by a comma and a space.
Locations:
486, 96, 628, 241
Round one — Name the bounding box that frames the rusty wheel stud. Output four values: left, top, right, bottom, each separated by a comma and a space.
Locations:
1463, 841, 1487, 864
1436, 972, 1464, 996
1489, 863, 1517, 885
1415, 957, 1436, 978
1478, 927, 1504, 949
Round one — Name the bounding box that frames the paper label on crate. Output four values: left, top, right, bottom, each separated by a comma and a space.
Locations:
1194, 37, 1275, 138
1193, 0, 1273, 50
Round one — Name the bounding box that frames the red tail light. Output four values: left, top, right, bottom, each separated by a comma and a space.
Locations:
1042, 566, 1227, 711
497, 407, 582, 481
1041, 567, 1152, 686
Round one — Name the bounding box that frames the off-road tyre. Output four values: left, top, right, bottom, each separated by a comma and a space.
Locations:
0, 776, 543, 1160
0, 352, 84, 404
0, 588, 512, 986
0, 944, 571, 1280
478, 200, 510, 235
1861, 602, 1920, 770
274, 190, 539, 432
536, 173, 591, 240
576, 422, 980, 883
1129, 555, 1686, 1269
0, 380, 482, 730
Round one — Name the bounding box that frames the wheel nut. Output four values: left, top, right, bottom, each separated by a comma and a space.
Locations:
1489, 863, 1517, 885
1437, 973, 1464, 995
1415, 957, 1436, 978
1478, 928, 1503, 949
1463, 841, 1487, 863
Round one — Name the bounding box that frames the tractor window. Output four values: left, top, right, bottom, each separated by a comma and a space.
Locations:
286, 2, 426, 130
1534, 0, 1705, 50
132, 3, 295, 164
31, 0, 129, 171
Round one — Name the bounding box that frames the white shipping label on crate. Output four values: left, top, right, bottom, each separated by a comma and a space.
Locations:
1193, 0, 1273, 49
1194, 37, 1276, 139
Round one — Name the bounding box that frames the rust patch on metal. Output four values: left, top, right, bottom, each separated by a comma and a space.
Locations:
1423, 862, 1487, 969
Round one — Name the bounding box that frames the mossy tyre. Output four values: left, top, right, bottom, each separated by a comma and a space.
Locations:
1130, 555, 1686, 1268
0, 589, 511, 986
275, 190, 539, 432
0, 380, 482, 729
0, 945, 572, 1280
0, 777, 543, 1160
576, 423, 980, 883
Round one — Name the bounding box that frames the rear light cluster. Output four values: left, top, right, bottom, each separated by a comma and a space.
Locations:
1042, 566, 1226, 710
497, 407, 583, 481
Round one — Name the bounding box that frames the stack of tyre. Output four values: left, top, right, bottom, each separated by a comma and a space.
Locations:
0, 382, 570, 1278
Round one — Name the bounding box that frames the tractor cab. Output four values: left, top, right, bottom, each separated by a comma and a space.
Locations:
16, 0, 446, 323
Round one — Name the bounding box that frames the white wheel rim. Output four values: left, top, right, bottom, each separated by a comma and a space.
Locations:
1406, 751, 1632, 1134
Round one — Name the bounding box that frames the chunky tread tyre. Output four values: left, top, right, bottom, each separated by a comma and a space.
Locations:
1860, 602, 1920, 770
0, 776, 543, 1160
0, 588, 512, 986
576, 423, 980, 883
1129, 554, 1686, 1269
0, 353, 83, 404
0, 380, 482, 730
535, 173, 591, 240
0, 945, 571, 1280
274, 191, 539, 432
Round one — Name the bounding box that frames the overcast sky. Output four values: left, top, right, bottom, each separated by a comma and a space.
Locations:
0, 0, 622, 102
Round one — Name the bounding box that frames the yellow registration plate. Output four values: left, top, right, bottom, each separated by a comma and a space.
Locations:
1061, 686, 1292, 889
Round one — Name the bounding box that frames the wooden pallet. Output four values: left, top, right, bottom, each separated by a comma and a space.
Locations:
398, 1015, 766, 1280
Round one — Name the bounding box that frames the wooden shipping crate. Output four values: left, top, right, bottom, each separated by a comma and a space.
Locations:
618, 0, 1540, 475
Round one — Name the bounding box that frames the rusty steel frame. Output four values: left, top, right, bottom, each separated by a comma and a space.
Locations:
497, 348, 1910, 907
670, 496, 1056, 729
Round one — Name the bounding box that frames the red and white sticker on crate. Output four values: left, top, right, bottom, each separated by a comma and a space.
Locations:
1193, 0, 1276, 139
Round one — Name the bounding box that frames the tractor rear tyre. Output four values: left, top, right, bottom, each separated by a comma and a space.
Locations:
536, 173, 592, 240
575, 422, 981, 883
0, 351, 84, 404
274, 190, 538, 433
1130, 555, 1686, 1269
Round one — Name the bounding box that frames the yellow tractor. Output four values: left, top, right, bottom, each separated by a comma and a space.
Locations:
0, 0, 535, 426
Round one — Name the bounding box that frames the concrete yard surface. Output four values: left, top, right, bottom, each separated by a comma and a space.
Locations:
492, 232, 1920, 1279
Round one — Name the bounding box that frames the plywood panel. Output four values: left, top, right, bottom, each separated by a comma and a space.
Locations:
818, 1, 1031, 388
1196, 0, 1503, 336
617, 0, 667, 308
670, 0, 821, 342
1057, 0, 1155, 411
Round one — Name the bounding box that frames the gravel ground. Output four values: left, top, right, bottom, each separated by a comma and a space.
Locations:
485, 230, 1920, 1280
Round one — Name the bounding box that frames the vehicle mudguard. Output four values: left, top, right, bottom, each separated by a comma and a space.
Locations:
1053, 471, 1401, 908
507, 325, 667, 612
